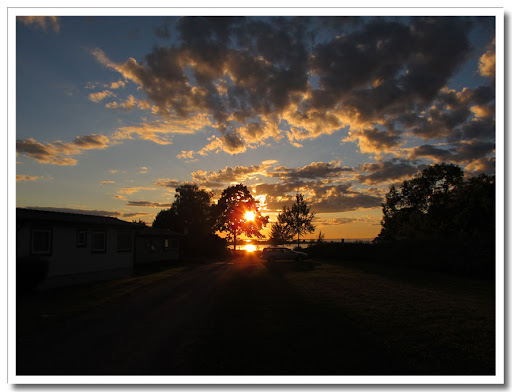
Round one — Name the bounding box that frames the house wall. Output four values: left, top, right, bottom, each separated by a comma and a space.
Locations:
135, 236, 180, 264
17, 222, 134, 280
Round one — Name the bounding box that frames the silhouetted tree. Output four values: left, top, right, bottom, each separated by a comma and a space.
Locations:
216, 184, 269, 251
379, 163, 494, 244
132, 219, 147, 227
152, 185, 218, 256
269, 212, 294, 246
153, 184, 216, 234
316, 230, 325, 243
281, 193, 316, 249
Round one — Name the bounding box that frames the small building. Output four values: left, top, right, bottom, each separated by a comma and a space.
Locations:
16, 208, 141, 288
135, 228, 182, 264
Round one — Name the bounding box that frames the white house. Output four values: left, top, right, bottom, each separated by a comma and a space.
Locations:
17, 208, 142, 288
17, 208, 185, 288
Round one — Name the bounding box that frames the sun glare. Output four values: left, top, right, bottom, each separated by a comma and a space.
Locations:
244, 211, 256, 221
246, 244, 257, 252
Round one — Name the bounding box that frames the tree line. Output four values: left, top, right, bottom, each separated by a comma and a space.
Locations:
378, 163, 495, 248
152, 183, 316, 256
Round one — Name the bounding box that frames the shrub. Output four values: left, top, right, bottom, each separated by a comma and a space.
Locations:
17, 256, 49, 293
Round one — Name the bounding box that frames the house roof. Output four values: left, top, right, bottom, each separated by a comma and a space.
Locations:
136, 227, 184, 237
16, 208, 139, 228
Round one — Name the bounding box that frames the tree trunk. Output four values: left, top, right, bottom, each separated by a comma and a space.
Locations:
297, 232, 300, 249
233, 231, 237, 252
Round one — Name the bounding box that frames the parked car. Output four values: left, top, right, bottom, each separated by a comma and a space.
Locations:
261, 247, 309, 262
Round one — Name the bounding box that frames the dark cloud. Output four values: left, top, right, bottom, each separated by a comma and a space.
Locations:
313, 193, 383, 213
126, 201, 174, 208
409, 140, 494, 164
16, 134, 110, 165
153, 178, 183, 189
91, 16, 494, 161
408, 145, 453, 162
267, 161, 353, 180
357, 160, 423, 184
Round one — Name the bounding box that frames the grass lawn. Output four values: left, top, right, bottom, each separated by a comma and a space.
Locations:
17, 263, 189, 337
283, 259, 495, 374
16, 257, 496, 375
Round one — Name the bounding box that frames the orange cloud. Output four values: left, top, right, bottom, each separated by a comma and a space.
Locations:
117, 186, 158, 195
88, 90, 115, 103
16, 174, 40, 182
478, 39, 495, 78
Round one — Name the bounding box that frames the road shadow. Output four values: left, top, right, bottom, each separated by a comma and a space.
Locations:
263, 259, 317, 274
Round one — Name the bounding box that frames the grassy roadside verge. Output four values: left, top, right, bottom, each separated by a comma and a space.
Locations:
284, 259, 495, 374
17, 263, 189, 337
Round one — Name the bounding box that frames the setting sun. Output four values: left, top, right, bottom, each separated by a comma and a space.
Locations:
244, 211, 255, 222
245, 244, 257, 252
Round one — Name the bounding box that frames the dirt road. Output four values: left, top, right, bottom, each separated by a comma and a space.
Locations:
17, 256, 406, 375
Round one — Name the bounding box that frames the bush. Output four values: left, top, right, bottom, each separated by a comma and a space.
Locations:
17, 256, 49, 293
183, 234, 230, 259
307, 240, 494, 279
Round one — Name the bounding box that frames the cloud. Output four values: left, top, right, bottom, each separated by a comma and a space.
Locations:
479, 38, 495, 78
17, 16, 60, 33
153, 178, 183, 189
408, 139, 494, 164
89, 17, 493, 165
109, 80, 126, 89
117, 186, 158, 195
191, 161, 275, 188
316, 216, 380, 226
88, 90, 115, 103
16, 174, 40, 182
344, 128, 402, 155
112, 117, 207, 146
16, 134, 110, 165
357, 160, 423, 184
464, 157, 495, 175
126, 200, 174, 208
267, 161, 353, 181
139, 166, 149, 174
100, 180, 115, 185
122, 211, 150, 218
312, 192, 383, 213
105, 95, 151, 111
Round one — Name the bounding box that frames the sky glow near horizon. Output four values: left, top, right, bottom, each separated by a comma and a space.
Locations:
15, 15, 496, 239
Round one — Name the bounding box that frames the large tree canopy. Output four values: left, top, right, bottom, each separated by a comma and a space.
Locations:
379, 163, 495, 245
216, 184, 269, 250
152, 184, 217, 237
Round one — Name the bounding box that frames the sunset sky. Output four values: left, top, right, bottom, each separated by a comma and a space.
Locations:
15, 15, 496, 239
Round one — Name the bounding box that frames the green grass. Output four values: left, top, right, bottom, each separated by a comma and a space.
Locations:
284, 260, 495, 374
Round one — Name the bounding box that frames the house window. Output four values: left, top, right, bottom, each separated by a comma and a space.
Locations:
92, 231, 106, 252
170, 239, 178, 249
117, 231, 132, 252
31, 229, 51, 255
163, 238, 169, 249
77, 230, 87, 248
